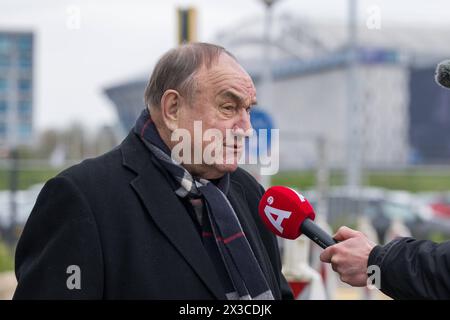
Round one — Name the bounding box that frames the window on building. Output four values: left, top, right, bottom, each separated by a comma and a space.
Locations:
19, 123, 32, 138
19, 56, 32, 69
0, 122, 7, 138
17, 35, 32, 51
0, 78, 7, 92
0, 54, 10, 68
0, 101, 7, 114
18, 101, 32, 120
0, 35, 11, 53
18, 79, 31, 92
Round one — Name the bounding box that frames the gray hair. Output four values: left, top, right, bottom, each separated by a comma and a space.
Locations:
144, 42, 236, 109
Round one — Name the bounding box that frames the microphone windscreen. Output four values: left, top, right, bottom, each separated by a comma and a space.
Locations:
258, 186, 316, 239
435, 60, 450, 89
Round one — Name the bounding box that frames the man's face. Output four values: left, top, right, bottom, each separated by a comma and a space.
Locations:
177, 53, 256, 179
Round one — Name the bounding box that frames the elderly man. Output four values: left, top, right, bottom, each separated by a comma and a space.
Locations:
14, 43, 293, 300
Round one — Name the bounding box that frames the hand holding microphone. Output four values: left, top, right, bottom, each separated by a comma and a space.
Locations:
258, 186, 376, 287
258, 186, 337, 249
320, 226, 376, 287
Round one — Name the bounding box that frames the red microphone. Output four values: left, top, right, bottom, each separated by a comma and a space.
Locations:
258, 186, 337, 249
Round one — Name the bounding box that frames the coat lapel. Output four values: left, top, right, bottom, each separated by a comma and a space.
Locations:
121, 132, 226, 299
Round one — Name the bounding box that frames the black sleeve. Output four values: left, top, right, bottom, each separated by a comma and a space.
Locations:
13, 175, 104, 299
368, 237, 450, 299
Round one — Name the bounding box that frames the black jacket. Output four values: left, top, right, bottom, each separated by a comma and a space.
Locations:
369, 237, 450, 299
13, 131, 293, 300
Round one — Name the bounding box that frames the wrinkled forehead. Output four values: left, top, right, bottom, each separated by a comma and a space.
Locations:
197, 54, 257, 102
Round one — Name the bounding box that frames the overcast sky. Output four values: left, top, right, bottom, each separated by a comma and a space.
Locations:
1, 0, 450, 131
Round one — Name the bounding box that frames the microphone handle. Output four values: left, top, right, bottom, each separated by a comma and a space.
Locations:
300, 218, 337, 249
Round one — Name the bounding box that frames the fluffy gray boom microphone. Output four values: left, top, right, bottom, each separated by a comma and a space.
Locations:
435, 60, 450, 89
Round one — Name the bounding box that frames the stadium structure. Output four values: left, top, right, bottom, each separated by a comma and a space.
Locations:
104, 14, 450, 170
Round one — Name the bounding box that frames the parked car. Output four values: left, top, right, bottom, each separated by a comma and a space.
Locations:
304, 187, 450, 244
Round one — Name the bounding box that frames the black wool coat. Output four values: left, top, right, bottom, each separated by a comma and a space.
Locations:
13, 131, 293, 300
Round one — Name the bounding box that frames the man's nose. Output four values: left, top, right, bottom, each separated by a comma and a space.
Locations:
233, 108, 253, 136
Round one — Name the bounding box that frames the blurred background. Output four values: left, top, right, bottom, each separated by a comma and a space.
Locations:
1, 0, 450, 300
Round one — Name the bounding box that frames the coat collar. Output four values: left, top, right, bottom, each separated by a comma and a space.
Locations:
120, 131, 226, 299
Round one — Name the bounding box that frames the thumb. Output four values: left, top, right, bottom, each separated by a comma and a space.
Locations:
333, 226, 362, 242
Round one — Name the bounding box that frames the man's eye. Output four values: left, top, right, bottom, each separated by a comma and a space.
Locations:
222, 105, 235, 112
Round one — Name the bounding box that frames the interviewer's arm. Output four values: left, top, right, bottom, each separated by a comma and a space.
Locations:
369, 237, 450, 299
320, 226, 450, 299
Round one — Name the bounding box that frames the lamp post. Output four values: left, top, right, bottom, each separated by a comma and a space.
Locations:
256, 0, 282, 189
259, 0, 281, 115
346, 0, 363, 190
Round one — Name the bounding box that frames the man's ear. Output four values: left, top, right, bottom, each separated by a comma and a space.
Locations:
160, 89, 182, 131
